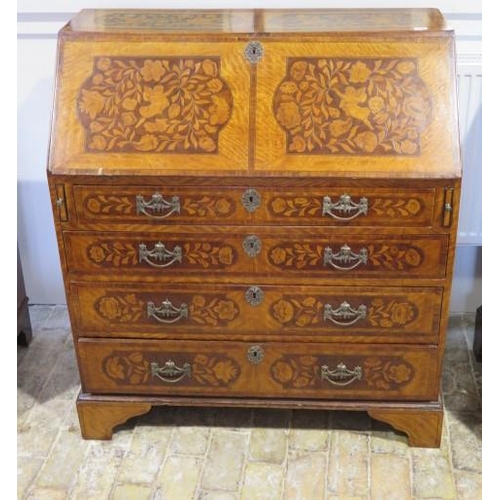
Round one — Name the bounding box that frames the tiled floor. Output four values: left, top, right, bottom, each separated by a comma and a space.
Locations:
18, 306, 482, 499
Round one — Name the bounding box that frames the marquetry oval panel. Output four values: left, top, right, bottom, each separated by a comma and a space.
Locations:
258, 187, 437, 226
78, 339, 439, 400
73, 185, 246, 225
49, 39, 250, 174
71, 283, 442, 343
260, 234, 448, 278
255, 40, 460, 177
63, 231, 251, 275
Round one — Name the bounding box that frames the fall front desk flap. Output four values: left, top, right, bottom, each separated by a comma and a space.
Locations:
48, 9, 460, 178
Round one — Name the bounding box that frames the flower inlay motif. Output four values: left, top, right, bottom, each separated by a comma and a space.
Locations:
77, 56, 233, 153
273, 57, 432, 155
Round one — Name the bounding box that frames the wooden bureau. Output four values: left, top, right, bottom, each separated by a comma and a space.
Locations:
47, 8, 461, 447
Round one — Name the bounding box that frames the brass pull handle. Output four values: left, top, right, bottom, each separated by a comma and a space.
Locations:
136, 193, 180, 218
321, 362, 363, 386
323, 244, 368, 270
151, 360, 191, 383
322, 194, 368, 220
324, 302, 367, 326
138, 242, 182, 268
242, 188, 261, 213
243, 235, 262, 258
147, 298, 189, 324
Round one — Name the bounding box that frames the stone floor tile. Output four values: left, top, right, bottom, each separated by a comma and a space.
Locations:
110, 483, 153, 500
454, 471, 482, 500
199, 492, 237, 500
240, 462, 284, 500
69, 439, 131, 500
370, 454, 411, 500
328, 432, 368, 497
411, 452, 456, 498
18, 398, 70, 458
201, 430, 248, 492
447, 412, 482, 473
169, 426, 210, 456
118, 426, 172, 484
35, 429, 89, 490
25, 487, 68, 499
248, 428, 287, 463
290, 410, 329, 451
37, 344, 80, 401
370, 430, 409, 456
43, 304, 71, 330
443, 362, 481, 412
284, 451, 326, 499
17, 457, 44, 499
156, 455, 202, 500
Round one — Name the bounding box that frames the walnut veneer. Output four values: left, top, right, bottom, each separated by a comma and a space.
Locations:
48, 8, 461, 447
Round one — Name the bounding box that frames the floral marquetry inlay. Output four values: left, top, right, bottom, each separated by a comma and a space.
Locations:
102, 351, 241, 387
94, 292, 239, 326
268, 243, 424, 271
77, 57, 233, 153
270, 355, 414, 389
273, 58, 432, 155
271, 296, 417, 328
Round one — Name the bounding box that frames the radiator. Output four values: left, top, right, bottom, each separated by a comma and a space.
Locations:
456, 56, 482, 246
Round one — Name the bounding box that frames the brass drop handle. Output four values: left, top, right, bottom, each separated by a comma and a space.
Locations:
323, 244, 368, 270
323, 302, 367, 326
151, 360, 191, 383
147, 298, 189, 324
136, 193, 180, 218
322, 194, 368, 220
138, 242, 182, 268
321, 362, 363, 386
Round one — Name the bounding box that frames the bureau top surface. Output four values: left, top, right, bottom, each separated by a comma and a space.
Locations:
48, 9, 460, 178
67, 9, 448, 35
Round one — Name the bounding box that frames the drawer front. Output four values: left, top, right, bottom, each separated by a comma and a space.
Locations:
259, 233, 448, 278
72, 283, 442, 343
257, 187, 437, 227
73, 184, 437, 228
64, 232, 252, 275
78, 339, 439, 400
73, 186, 250, 225
64, 231, 448, 279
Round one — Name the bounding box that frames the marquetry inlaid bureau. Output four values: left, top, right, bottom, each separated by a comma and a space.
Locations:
47, 8, 461, 447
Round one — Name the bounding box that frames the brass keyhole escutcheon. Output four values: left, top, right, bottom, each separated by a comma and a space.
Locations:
247, 346, 264, 365
244, 41, 264, 63
245, 286, 264, 306
242, 235, 262, 258
242, 188, 261, 213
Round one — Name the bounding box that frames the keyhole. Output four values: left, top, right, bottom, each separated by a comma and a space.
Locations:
252, 291, 257, 299
252, 47, 257, 55
252, 351, 258, 359
249, 195, 254, 203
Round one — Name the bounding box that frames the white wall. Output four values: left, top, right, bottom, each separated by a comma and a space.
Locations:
17, 1, 482, 311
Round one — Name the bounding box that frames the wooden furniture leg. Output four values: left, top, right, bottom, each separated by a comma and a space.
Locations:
76, 394, 152, 440
368, 406, 443, 448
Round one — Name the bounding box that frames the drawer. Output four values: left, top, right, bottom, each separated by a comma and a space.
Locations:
259, 233, 448, 278
63, 230, 448, 279
71, 283, 442, 343
77, 339, 440, 401
63, 231, 252, 275
72, 184, 438, 228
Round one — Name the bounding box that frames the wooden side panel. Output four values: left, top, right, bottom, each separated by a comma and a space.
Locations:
78, 339, 440, 400
70, 282, 443, 342
49, 39, 250, 174
255, 39, 460, 177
